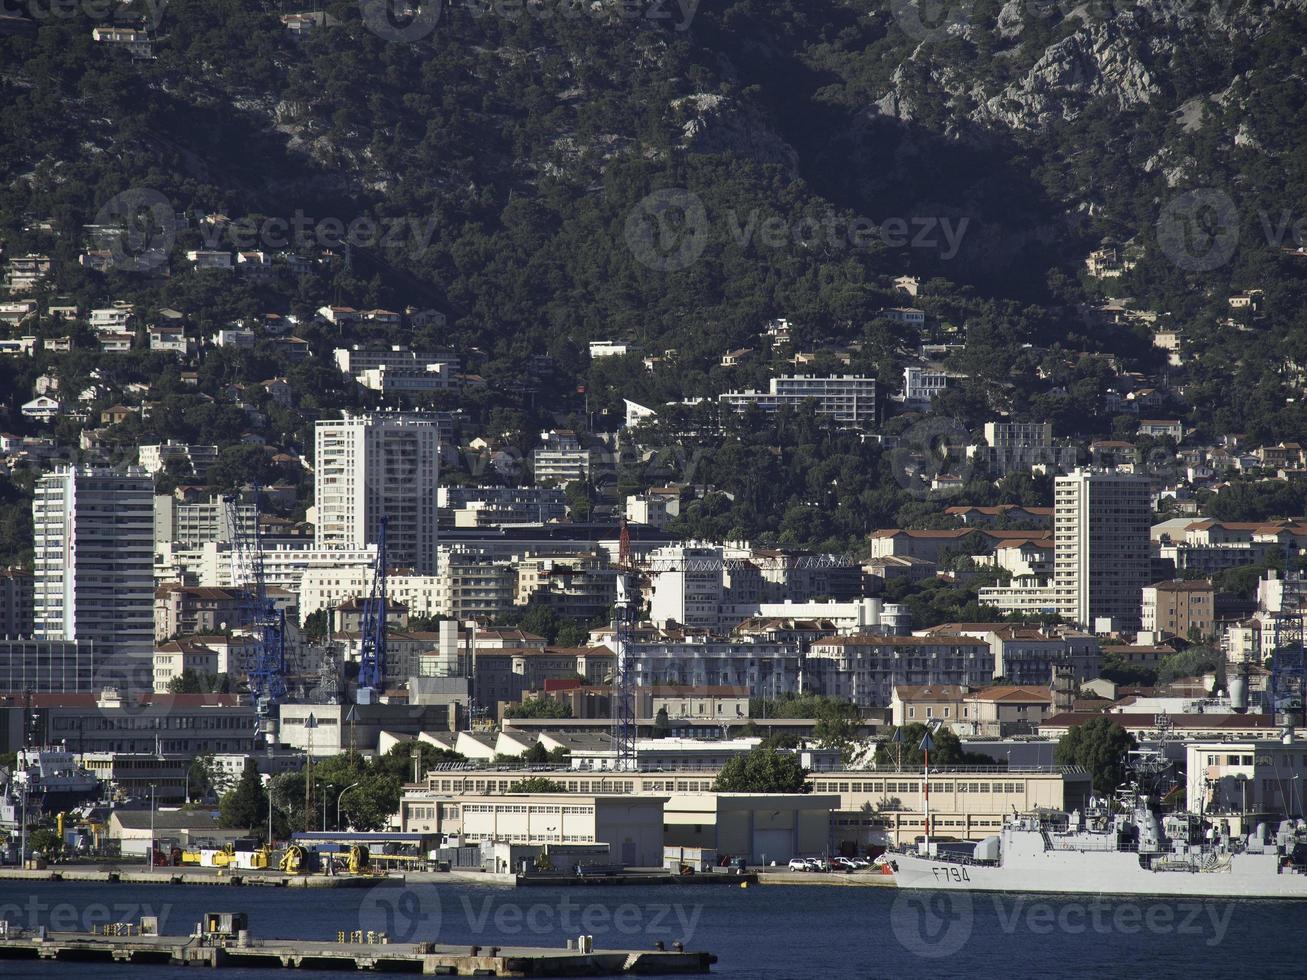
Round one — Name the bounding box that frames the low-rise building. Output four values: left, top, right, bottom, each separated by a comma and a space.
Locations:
806, 635, 994, 708
1142, 579, 1215, 639
399, 791, 666, 866
1188, 739, 1307, 820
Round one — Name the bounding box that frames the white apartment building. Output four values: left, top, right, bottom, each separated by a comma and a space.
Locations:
439, 486, 568, 527
34, 466, 155, 680
138, 441, 218, 478
588, 340, 639, 358
902, 365, 949, 409
624, 488, 681, 528
976, 583, 1061, 616
314, 412, 440, 574
647, 543, 731, 630
356, 363, 457, 394
980, 421, 1075, 475
298, 566, 443, 623
719, 375, 877, 428
334, 345, 460, 377
1053, 469, 1152, 629
805, 635, 995, 708
531, 430, 593, 486
152, 640, 220, 692
605, 635, 803, 698
155, 539, 376, 596
514, 554, 616, 620
153, 494, 256, 549
438, 550, 517, 621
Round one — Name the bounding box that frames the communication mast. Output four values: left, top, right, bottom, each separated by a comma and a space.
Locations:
356, 517, 389, 703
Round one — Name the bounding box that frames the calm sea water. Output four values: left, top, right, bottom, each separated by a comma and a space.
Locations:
0, 879, 1303, 978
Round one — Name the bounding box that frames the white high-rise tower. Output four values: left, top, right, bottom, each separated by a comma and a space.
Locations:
33, 466, 154, 683
1053, 468, 1152, 629
314, 412, 440, 574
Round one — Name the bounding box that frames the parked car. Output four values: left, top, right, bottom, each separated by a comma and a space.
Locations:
851, 858, 871, 869
830, 857, 856, 871
804, 857, 829, 872
787, 858, 808, 871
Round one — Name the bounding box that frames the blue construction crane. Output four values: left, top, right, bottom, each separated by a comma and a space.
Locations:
225, 491, 286, 716
610, 519, 637, 772
357, 517, 389, 699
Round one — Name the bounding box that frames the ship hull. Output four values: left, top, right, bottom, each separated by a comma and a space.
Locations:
890, 850, 1307, 899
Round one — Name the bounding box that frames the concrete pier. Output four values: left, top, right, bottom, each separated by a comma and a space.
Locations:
0, 867, 386, 888
0, 928, 716, 975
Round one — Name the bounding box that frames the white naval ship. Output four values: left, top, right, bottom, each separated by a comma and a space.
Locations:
0, 748, 101, 828
884, 771, 1307, 900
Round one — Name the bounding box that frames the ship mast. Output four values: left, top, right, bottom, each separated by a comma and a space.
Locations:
920, 727, 935, 854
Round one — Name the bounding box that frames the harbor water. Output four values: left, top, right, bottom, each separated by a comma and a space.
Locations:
0, 879, 1304, 978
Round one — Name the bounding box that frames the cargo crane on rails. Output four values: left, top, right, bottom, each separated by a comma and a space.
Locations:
225, 490, 286, 740
355, 516, 389, 705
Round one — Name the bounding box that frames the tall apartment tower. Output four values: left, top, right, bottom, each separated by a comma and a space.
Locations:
1053, 468, 1152, 629
314, 412, 440, 573
33, 466, 155, 676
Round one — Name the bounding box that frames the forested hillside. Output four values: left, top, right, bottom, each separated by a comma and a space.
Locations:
3, 0, 1307, 552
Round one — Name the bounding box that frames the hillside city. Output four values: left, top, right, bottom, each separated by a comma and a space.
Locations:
6, 4, 1307, 968
1, 259, 1303, 865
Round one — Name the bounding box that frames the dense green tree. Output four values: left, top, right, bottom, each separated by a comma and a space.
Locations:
873, 723, 969, 770
509, 776, 568, 793
219, 759, 268, 832
504, 696, 573, 720
713, 747, 808, 793
1054, 718, 1138, 795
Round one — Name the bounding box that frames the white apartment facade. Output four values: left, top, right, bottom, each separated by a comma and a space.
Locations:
34, 466, 155, 680
1053, 469, 1153, 629
314, 412, 440, 574
719, 375, 877, 428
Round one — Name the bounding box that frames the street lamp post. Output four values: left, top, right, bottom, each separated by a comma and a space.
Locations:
263, 775, 274, 845
337, 781, 362, 829
148, 784, 157, 869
